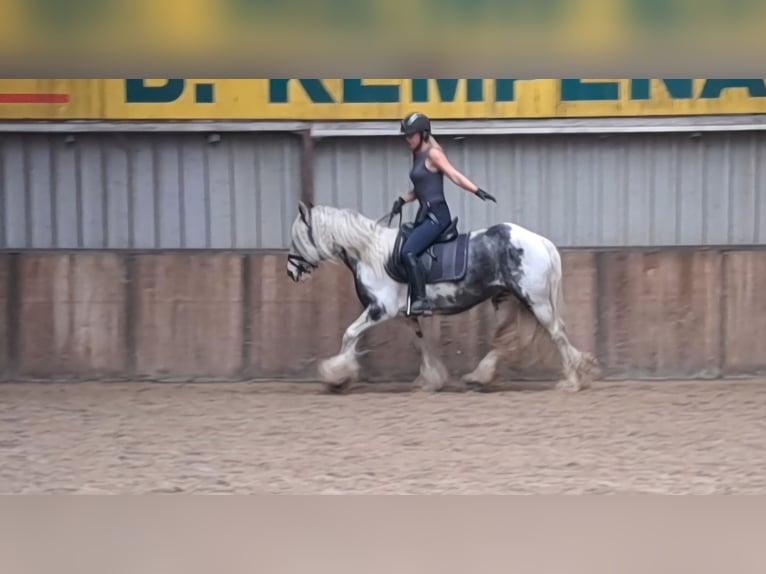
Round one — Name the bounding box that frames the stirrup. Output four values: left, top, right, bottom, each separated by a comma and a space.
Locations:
407, 297, 433, 317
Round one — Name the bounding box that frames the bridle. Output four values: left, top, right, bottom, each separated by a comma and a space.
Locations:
287, 252, 317, 275
288, 208, 403, 277
287, 214, 320, 275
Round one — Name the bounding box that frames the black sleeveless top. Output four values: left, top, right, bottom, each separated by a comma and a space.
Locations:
409, 149, 446, 205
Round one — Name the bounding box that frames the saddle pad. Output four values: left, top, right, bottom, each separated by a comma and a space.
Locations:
426, 233, 470, 283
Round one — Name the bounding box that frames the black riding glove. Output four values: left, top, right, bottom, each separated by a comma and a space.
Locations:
389, 196, 406, 224
475, 188, 496, 203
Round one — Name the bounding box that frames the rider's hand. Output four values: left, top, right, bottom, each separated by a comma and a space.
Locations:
475, 188, 496, 203
388, 196, 406, 224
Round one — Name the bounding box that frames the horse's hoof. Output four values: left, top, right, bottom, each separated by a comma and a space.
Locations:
415, 379, 445, 393
461, 372, 493, 393
464, 381, 488, 393
555, 379, 582, 393
323, 381, 352, 395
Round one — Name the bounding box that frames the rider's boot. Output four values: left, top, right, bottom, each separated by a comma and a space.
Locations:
402, 252, 432, 316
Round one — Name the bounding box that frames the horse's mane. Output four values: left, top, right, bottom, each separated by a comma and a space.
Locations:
309, 204, 397, 275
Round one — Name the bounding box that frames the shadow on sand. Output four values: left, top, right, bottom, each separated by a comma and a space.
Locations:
321, 379, 561, 395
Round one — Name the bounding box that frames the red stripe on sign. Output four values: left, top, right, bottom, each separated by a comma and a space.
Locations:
0, 93, 70, 104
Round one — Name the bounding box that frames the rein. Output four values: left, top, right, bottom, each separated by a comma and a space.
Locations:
378, 209, 403, 230
292, 209, 402, 274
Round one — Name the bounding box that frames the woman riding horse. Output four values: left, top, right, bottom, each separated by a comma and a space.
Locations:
389, 112, 496, 316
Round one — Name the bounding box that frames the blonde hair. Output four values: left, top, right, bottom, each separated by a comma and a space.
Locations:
427, 134, 443, 151
409, 134, 443, 167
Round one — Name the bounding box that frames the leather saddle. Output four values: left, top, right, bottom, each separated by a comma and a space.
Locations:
384, 215, 467, 285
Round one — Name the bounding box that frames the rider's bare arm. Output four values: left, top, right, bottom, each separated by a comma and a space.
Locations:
427, 148, 480, 194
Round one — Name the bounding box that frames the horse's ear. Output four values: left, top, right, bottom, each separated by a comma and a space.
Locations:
298, 201, 312, 225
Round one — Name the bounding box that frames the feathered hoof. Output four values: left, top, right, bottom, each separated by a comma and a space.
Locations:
582, 353, 602, 384
323, 381, 352, 395
555, 378, 584, 393
413, 375, 446, 393
465, 382, 492, 393
318, 354, 359, 392
461, 373, 493, 393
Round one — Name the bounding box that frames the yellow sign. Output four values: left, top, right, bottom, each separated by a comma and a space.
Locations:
2, 1, 765, 86
2, 79, 766, 121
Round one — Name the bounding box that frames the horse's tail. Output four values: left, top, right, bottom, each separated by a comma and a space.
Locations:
542, 237, 565, 329
503, 229, 566, 370
509, 234, 567, 372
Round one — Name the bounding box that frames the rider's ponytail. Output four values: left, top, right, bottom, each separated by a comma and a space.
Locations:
428, 134, 443, 151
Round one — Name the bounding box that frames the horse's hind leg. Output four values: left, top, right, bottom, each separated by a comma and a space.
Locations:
462, 295, 521, 391
512, 237, 598, 392
526, 286, 596, 393
533, 304, 588, 391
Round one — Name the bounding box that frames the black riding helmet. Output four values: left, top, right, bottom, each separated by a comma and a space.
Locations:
401, 112, 431, 140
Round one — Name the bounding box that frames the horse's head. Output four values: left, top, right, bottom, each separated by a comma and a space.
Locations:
287, 201, 384, 282
287, 201, 321, 282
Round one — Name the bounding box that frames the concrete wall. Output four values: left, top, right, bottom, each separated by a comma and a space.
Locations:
2, 248, 764, 382
2, 128, 765, 383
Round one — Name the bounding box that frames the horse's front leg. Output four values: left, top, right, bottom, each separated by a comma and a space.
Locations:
319, 306, 389, 392
406, 317, 449, 392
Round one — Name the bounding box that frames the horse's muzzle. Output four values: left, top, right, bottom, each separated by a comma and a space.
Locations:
287, 253, 316, 282
287, 267, 308, 283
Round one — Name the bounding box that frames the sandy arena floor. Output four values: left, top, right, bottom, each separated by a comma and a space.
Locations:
1, 379, 765, 494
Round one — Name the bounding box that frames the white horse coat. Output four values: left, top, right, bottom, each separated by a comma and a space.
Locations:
286, 202, 597, 392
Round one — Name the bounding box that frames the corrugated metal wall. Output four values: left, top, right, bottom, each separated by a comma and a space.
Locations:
1, 130, 764, 249
315, 132, 766, 247
0, 132, 302, 250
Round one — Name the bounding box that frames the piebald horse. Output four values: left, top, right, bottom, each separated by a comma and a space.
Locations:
286, 201, 598, 393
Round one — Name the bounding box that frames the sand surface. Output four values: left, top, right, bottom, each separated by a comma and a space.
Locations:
1, 379, 765, 494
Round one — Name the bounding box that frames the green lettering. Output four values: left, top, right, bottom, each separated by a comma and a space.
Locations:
495, 79, 518, 102
195, 84, 215, 104
227, 0, 281, 18
326, 0, 372, 29
432, 0, 485, 23
628, 0, 681, 31
126, 80, 186, 103
561, 79, 619, 101
700, 79, 766, 99
342, 80, 399, 103
411, 79, 484, 103
529, 0, 566, 22
430, 0, 567, 26
630, 79, 694, 100
25, 0, 113, 36
269, 80, 334, 104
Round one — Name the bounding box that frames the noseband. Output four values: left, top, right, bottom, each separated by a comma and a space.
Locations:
287, 252, 317, 273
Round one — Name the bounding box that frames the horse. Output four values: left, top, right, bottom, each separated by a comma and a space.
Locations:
286, 200, 599, 393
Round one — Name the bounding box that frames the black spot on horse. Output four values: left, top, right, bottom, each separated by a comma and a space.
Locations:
367, 304, 384, 322
340, 248, 380, 312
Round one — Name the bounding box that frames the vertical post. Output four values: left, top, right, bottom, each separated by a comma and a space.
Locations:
297, 128, 317, 380
594, 250, 608, 380
299, 128, 315, 205
124, 253, 138, 376
6, 253, 20, 378
240, 253, 252, 379
718, 249, 727, 379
